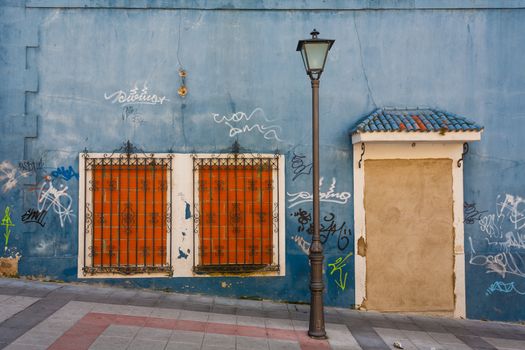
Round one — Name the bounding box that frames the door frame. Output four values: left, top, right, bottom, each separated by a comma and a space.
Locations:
352, 137, 478, 318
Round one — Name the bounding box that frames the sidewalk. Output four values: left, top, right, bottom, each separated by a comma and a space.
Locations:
0, 278, 523, 350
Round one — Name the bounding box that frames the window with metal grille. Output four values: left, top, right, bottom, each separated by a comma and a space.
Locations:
80, 149, 173, 276
192, 154, 281, 273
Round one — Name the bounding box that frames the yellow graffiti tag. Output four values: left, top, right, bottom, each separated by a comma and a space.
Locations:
328, 252, 353, 291
1, 206, 14, 252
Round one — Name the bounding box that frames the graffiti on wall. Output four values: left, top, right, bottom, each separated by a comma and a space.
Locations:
464, 202, 487, 224
468, 194, 525, 295
291, 208, 311, 233
486, 281, 525, 296
291, 208, 351, 251
21, 208, 47, 227
37, 178, 74, 228
121, 105, 145, 125
290, 152, 312, 181
469, 237, 525, 279
212, 108, 283, 141
104, 83, 169, 105
328, 252, 353, 291
51, 166, 79, 181
18, 158, 44, 173
292, 234, 310, 255
0, 161, 29, 192
286, 177, 351, 208
1, 207, 14, 253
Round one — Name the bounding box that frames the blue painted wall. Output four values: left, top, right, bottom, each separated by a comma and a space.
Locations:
1, 0, 525, 322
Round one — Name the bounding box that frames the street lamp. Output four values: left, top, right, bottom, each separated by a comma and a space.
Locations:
296, 29, 334, 339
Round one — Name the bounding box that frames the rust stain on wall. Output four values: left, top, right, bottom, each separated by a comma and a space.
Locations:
357, 236, 366, 257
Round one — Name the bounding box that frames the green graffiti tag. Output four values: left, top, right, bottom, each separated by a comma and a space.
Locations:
1, 206, 14, 252
328, 252, 353, 291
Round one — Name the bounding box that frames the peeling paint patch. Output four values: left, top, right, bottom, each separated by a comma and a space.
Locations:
221, 281, 232, 288
177, 247, 190, 259
0, 256, 19, 277
185, 202, 191, 219
357, 237, 366, 257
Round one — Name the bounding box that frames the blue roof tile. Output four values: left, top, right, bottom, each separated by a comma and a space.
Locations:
350, 108, 484, 134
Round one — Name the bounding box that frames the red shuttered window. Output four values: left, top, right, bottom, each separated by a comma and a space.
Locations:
193, 155, 280, 273
82, 154, 173, 276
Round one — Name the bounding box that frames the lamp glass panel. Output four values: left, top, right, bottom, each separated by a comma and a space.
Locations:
300, 45, 308, 73
304, 42, 330, 70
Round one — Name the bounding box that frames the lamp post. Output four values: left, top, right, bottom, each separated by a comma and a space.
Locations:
296, 29, 334, 339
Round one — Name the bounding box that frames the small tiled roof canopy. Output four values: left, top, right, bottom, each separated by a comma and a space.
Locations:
351, 108, 484, 134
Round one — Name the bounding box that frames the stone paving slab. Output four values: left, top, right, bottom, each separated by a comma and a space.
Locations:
1, 300, 336, 349
0, 296, 40, 323
29, 302, 335, 349
0, 278, 524, 350
484, 337, 525, 350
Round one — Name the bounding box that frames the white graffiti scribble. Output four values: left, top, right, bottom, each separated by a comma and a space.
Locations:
212, 107, 283, 141
286, 177, 351, 208
479, 214, 498, 237
469, 194, 525, 284
497, 194, 525, 231
104, 83, 168, 105
486, 231, 525, 251
0, 161, 29, 192
37, 180, 74, 228
292, 235, 310, 255
469, 237, 525, 279
486, 281, 525, 296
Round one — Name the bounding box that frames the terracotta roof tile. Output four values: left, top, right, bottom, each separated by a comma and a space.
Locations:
351, 108, 484, 134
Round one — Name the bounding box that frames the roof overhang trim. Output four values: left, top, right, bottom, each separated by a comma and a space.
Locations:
351, 130, 483, 144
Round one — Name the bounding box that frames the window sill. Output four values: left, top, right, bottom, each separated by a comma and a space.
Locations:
193, 264, 280, 275
82, 266, 173, 277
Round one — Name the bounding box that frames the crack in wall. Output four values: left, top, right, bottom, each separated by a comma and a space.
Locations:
353, 12, 377, 109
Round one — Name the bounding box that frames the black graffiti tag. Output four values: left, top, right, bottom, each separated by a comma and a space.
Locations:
291, 208, 311, 232
291, 208, 351, 251
21, 208, 47, 227
290, 152, 313, 181
464, 202, 487, 224
18, 158, 44, 173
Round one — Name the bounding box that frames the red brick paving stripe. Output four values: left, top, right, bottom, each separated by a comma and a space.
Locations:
49, 313, 120, 349
236, 324, 268, 338
48, 312, 330, 350
114, 314, 147, 327
144, 316, 178, 329
176, 319, 207, 332
206, 322, 238, 335
267, 328, 298, 341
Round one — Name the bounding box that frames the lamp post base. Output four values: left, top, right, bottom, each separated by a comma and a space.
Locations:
308, 330, 328, 340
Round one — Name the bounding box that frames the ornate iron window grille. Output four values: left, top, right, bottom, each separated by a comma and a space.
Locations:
81, 142, 173, 276
192, 149, 280, 274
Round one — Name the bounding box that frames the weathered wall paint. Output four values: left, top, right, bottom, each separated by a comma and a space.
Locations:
1, 1, 525, 321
